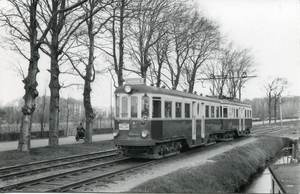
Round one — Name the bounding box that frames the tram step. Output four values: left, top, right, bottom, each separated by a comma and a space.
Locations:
204, 142, 216, 146
217, 138, 234, 142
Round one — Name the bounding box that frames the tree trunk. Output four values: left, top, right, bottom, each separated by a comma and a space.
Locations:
268, 95, 272, 124
83, 79, 94, 143
18, 1, 40, 152
18, 55, 39, 151
118, 0, 125, 87
274, 96, 278, 123
83, 46, 95, 143
48, 52, 60, 147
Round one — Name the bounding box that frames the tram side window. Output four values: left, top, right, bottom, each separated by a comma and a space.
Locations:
250, 110, 252, 118
216, 106, 219, 118
176, 102, 182, 118
223, 107, 228, 118
152, 98, 161, 118
121, 97, 128, 117
142, 96, 149, 117
205, 105, 210, 118
211, 106, 215, 118
165, 101, 172, 118
185, 103, 190, 118
116, 96, 120, 117
245, 110, 247, 118
236, 109, 239, 118
220, 106, 222, 117
131, 97, 138, 118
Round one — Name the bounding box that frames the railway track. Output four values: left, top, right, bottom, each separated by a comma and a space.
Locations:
250, 124, 294, 136
0, 155, 155, 192
0, 149, 119, 180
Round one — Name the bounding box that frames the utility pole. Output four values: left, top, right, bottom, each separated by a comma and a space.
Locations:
279, 95, 282, 126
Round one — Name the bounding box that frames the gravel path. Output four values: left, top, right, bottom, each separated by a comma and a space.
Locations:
88, 137, 257, 192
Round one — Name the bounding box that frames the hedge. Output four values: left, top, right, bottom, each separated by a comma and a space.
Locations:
0, 128, 113, 142
0, 130, 65, 142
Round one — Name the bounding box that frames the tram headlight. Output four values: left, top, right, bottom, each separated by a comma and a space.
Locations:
141, 130, 149, 138
113, 130, 119, 137
124, 85, 132, 93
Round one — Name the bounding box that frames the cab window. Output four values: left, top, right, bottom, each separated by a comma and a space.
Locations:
116, 96, 120, 117
121, 97, 128, 117
131, 96, 138, 118
142, 96, 149, 117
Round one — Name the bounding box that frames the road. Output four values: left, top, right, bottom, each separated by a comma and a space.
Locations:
252, 118, 299, 125
0, 134, 113, 152
1, 118, 298, 152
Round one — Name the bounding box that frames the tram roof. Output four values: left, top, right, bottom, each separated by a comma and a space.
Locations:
115, 85, 251, 107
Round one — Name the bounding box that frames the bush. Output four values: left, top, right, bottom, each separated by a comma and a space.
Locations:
0, 130, 65, 141
130, 136, 286, 193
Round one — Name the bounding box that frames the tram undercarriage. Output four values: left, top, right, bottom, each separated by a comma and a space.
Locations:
118, 141, 183, 159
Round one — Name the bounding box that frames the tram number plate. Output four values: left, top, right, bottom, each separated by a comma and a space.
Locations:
119, 123, 129, 130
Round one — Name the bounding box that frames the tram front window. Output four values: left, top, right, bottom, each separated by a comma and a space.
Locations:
131, 96, 138, 118
142, 96, 149, 117
121, 97, 128, 117
116, 96, 120, 117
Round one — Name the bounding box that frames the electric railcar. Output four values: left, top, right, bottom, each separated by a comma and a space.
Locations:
113, 79, 252, 159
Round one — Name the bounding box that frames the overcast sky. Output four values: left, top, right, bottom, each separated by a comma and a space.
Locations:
0, 0, 299, 108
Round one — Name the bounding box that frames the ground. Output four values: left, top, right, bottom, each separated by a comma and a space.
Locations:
85, 137, 257, 192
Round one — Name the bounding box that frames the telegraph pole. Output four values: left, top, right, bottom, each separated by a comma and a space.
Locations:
279, 95, 282, 126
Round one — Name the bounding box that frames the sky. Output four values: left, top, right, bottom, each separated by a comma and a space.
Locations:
0, 0, 299, 108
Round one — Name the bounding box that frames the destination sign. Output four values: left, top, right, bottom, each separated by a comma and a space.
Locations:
124, 78, 144, 85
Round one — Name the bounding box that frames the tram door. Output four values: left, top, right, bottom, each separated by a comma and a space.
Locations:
242, 108, 245, 132
192, 101, 197, 145
201, 103, 205, 139
239, 108, 242, 132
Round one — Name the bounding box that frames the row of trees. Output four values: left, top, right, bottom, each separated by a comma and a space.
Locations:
248, 96, 299, 121
262, 77, 289, 123
0, 96, 112, 132
0, 0, 255, 152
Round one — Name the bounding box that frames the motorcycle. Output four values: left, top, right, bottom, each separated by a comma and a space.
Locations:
75, 130, 85, 141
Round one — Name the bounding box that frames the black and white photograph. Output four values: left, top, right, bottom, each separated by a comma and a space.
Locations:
0, 0, 299, 193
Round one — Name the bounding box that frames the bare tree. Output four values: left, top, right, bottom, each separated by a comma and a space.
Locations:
100, 0, 135, 87
38, 0, 90, 147
66, 0, 112, 143
182, 13, 221, 93
227, 47, 255, 100
263, 78, 278, 123
125, 0, 172, 83
272, 78, 288, 123
0, 0, 86, 151
162, 2, 194, 90
205, 45, 231, 98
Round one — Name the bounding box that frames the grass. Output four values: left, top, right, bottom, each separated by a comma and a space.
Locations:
0, 140, 115, 167
129, 136, 287, 193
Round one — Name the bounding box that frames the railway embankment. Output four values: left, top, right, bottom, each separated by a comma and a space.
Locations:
129, 136, 297, 193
